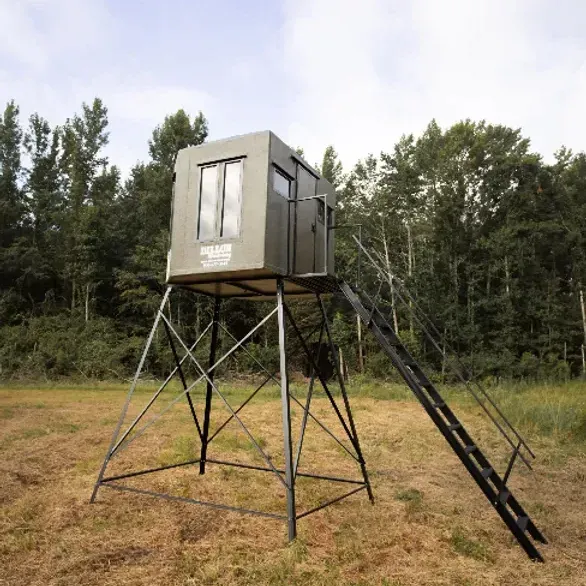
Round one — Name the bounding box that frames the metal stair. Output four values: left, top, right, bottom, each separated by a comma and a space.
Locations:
340, 280, 547, 562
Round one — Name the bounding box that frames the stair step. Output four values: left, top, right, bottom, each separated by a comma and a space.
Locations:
481, 467, 493, 479
340, 280, 545, 561
380, 333, 400, 344
398, 354, 416, 366
517, 516, 529, 532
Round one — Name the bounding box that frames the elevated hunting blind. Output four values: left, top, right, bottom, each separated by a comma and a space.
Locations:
166, 130, 336, 297
93, 131, 548, 562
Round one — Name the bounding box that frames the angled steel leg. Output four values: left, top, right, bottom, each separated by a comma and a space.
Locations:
112, 308, 278, 457
213, 321, 358, 461
162, 313, 288, 488
277, 279, 296, 541
283, 302, 357, 451
109, 322, 213, 458
293, 320, 325, 477
200, 297, 221, 474
90, 287, 171, 503
93, 285, 369, 537
318, 294, 374, 503
162, 318, 203, 441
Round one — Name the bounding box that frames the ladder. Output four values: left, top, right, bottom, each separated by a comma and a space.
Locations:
340, 281, 547, 562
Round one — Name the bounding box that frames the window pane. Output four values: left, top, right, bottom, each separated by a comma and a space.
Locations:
273, 168, 290, 198
327, 206, 334, 227
317, 200, 325, 223
198, 165, 218, 240
221, 161, 242, 238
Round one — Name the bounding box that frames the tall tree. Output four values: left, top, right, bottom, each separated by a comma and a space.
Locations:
0, 101, 25, 323
321, 145, 343, 189
116, 110, 209, 328
60, 98, 111, 314
17, 114, 63, 313
149, 110, 208, 173
0, 101, 24, 248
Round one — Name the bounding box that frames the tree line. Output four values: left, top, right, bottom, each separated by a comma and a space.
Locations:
1, 98, 585, 382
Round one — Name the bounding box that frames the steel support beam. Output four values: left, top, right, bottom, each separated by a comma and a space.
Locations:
206, 459, 364, 485
93, 283, 372, 543
293, 320, 325, 477
214, 321, 358, 462
200, 296, 221, 474
162, 318, 203, 441
109, 321, 213, 458
102, 483, 286, 520
318, 294, 374, 503
162, 313, 289, 489
277, 279, 297, 541
283, 302, 357, 452
90, 287, 171, 503
113, 306, 278, 456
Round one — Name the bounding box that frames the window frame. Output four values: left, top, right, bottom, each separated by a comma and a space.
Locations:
273, 166, 292, 199
196, 158, 244, 242
196, 163, 220, 242
220, 159, 244, 239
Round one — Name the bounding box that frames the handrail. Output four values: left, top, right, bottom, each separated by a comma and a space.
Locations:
370, 247, 536, 457
350, 233, 536, 467
358, 286, 534, 471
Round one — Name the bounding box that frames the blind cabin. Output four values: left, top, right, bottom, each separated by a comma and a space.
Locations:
166, 131, 336, 298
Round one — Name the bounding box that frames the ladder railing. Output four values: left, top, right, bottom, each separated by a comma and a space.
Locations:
349, 233, 536, 474
340, 280, 547, 561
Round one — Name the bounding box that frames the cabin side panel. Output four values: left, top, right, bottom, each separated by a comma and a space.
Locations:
264, 133, 298, 274
265, 133, 336, 276
167, 132, 270, 283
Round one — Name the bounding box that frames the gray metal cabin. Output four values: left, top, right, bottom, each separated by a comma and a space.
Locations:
166, 131, 336, 298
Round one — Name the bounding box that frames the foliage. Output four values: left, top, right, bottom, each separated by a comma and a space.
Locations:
1, 98, 586, 382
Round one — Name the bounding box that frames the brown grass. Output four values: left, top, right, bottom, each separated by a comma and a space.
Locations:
0, 382, 585, 586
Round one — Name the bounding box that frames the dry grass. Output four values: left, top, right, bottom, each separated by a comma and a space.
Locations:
0, 381, 585, 586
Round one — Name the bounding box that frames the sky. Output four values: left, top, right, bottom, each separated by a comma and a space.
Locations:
1, 0, 585, 174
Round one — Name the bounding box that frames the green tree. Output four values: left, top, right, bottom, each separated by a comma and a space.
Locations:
321, 145, 343, 189
60, 98, 113, 316
149, 110, 208, 173
115, 110, 209, 330
0, 101, 24, 248
0, 101, 25, 323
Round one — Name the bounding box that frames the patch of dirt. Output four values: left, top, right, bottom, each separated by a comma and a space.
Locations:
178, 508, 226, 542
60, 546, 153, 573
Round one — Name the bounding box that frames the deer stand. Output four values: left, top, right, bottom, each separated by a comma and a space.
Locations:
91, 280, 372, 541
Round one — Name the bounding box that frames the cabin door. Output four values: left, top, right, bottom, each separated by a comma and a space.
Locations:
313, 199, 330, 274
292, 165, 318, 275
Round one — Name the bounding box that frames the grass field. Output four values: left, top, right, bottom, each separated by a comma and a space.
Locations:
0, 379, 585, 585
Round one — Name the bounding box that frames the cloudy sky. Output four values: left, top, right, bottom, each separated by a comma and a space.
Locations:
1, 0, 585, 173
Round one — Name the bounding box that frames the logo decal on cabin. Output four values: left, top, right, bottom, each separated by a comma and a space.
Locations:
200, 244, 232, 268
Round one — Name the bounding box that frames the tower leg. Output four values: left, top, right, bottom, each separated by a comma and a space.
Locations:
317, 294, 374, 503
162, 319, 203, 441
200, 297, 221, 474
277, 279, 297, 541
91, 287, 172, 503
